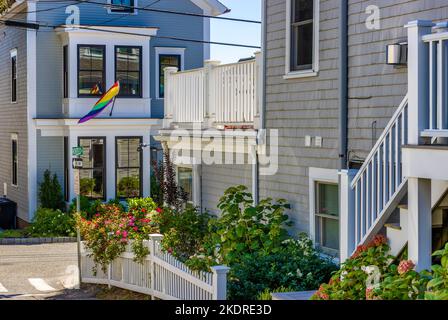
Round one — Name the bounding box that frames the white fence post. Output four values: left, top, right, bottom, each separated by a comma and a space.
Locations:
149, 234, 164, 297
211, 266, 230, 300
339, 169, 357, 262
405, 20, 434, 144
163, 67, 178, 128
204, 60, 221, 128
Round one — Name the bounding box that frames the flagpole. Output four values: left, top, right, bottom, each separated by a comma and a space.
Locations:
109, 96, 117, 117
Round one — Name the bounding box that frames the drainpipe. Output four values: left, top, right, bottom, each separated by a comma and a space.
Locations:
252, 0, 268, 205
338, 0, 348, 170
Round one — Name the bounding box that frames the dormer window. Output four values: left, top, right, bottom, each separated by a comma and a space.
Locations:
110, 0, 136, 14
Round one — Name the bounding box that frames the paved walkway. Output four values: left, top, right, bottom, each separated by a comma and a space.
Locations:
0, 243, 93, 300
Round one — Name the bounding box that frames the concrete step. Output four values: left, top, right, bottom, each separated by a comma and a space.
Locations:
386, 208, 408, 256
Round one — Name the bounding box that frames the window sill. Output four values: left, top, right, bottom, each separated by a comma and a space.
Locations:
283, 70, 318, 80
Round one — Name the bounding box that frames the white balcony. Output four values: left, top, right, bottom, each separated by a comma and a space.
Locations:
163, 52, 262, 130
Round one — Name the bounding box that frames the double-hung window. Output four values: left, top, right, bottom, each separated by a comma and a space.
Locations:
11, 134, 18, 187
177, 166, 193, 203
110, 0, 136, 13
78, 45, 106, 97
315, 182, 339, 255
11, 49, 17, 103
115, 46, 142, 97
116, 137, 142, 199
286, 0, 319, 77
78, 138, 106, 200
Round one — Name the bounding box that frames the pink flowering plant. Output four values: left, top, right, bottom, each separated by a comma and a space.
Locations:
77, 198, 159, 274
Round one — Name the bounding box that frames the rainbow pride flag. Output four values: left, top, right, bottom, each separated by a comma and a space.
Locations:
78, 81, 120, 124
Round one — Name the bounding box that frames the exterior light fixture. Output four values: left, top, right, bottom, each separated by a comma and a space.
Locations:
386, 42, 408, 66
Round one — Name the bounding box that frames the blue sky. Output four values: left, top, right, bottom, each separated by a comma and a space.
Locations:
210, 0, 261, 64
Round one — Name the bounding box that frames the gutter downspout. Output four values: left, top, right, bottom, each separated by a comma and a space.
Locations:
339, 0, 348, 170
253, 0, 267, 205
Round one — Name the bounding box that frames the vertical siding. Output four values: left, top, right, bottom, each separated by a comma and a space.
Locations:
36, 0, 205, 118
201, 163, 252, 215
0, 23, 29, 221
260, 0, 340, 233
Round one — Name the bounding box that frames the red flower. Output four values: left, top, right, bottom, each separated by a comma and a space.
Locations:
141, 208, 147, 213
397, 260, 415, 275
156, 208, 163, 213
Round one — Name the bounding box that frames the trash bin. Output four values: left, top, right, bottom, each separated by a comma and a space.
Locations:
0, 198, 17, 229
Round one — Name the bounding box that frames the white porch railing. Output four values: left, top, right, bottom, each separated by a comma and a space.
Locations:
164, 53, 261, 127
80, 234, 229, 300
422, 28, 448, 137
341, 97, 409, 260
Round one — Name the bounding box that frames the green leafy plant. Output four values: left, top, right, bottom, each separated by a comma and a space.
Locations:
425, 243, 448, 300
38, 169, 65, 211
29, 208, 76, 237
187, 186, 292, 270
159, 206, 210, 262
227, 235, 337, 300
0, 229, 28, 239
312, 235, 393, 300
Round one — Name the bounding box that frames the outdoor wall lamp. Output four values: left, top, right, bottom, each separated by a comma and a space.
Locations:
386, 42, 408, 66
137, 143, 150, 152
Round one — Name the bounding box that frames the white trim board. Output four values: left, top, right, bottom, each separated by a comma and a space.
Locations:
308, 167, 339, 247
190, 0, 228, 16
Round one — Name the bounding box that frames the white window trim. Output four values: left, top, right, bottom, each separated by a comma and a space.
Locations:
107, 0, 138, 15
284, 0, 320, 80
11, 133, 18, 188
10, 48, 17, 103
155, 47, 186, 100
309, 167, 339, 253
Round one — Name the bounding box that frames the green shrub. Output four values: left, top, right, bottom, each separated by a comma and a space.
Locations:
38, 169, 65, 211
29, 208, 76, 237
227, 235, 337, 300
160, 206, 210, 262
312, 235, 392, 300
0, 229, 28, 239
187, 186, 292, 270
425, 243, 448, 300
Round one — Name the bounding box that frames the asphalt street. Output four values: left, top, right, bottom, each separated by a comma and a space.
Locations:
0, 243, 82, 300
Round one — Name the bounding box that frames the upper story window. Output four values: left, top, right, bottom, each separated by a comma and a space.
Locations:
78, 45, 106, 97
315, 182, 339, 255
115, 46, 142, 98
110, 0, 136, 13
11, 49, 17, 103
158, 54, 182, 98
285, 0, 319, 78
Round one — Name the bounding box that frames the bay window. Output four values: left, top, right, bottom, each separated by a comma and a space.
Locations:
78, 45, 106, 97
115, 46, 142, 97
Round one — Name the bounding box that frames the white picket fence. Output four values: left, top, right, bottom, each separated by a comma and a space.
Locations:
80, 234, 229, 300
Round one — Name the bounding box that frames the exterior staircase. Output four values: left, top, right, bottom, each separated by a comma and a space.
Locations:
345, 96, 409, 257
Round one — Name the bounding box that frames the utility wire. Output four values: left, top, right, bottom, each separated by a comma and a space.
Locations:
0, 19, 261, 49
16, 0, 261, 24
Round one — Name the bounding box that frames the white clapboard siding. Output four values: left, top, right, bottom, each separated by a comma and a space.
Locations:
80, 235, 229, 300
